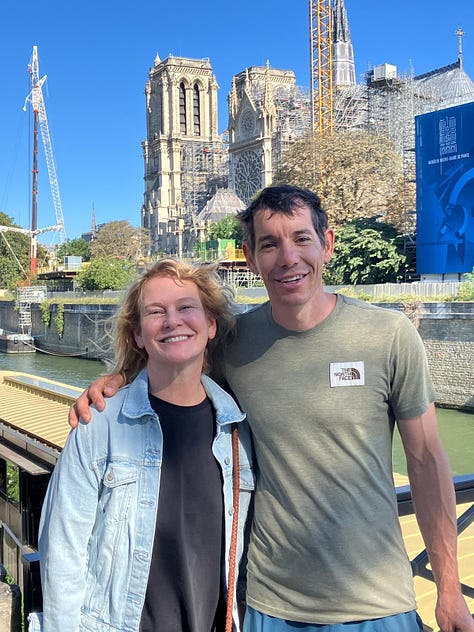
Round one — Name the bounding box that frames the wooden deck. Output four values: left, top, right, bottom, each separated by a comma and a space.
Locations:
394, 473, 474, 631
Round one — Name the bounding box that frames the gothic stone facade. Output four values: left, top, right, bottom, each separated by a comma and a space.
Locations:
227, 65, 309, 205
142, 55, 223, 254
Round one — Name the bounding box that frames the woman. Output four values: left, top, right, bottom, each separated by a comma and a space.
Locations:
32, 259, 254, 632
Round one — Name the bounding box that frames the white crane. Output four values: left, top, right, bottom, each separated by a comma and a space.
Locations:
21, 45, 66, 274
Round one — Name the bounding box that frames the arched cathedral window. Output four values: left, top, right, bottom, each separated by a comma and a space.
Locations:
179, 82, 187, 134
193, 84, 201, 136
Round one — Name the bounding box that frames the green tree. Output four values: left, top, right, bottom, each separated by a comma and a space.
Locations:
0, 212, 29, 289
456, 269, 474, 301
0, 255, 25, 290
324, 219, 407, 285
75, 257, 135, 291
273, 130, 414, 231
57, 238, 91, 262
207, 215, 243, 246
90, 221, 151, 261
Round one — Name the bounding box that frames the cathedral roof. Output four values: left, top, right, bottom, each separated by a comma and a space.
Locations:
414, 59, 474, 108
196, 188, 246, 223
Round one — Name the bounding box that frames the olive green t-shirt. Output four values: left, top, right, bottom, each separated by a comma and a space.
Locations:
223, 294, 435, 624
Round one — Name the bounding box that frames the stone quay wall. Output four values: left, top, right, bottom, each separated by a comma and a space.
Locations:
0, 301, 116, 364
416, 303, 474, 411
0, 300, 473, 410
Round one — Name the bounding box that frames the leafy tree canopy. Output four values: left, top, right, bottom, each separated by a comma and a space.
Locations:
57, 238, 91, 262
323, 219, 407, 285
75, 257, 136, 291
0, 256, 26, 291
207, 215, 243, 246
0, 212, 30, 289
90, 221, 151, 261
273, 130, 415, 232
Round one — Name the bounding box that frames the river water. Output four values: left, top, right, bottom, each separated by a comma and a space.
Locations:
0, 351, 472, 476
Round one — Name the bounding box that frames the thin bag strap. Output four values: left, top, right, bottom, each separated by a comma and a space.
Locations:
225, 423, 240, 632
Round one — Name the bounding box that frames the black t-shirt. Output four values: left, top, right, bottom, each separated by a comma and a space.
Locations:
139, 394, 225, 632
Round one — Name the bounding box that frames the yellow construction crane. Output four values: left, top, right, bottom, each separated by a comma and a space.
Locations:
309, 0, 334, 136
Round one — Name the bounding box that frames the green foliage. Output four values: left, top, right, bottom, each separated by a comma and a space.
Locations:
207, 216, 243, 246
39, 300, 65, 336
90, 221, 151, 261
233, 294, 266, 304
75, 257, 136, 291
54, 302, 65, 337
456, 269, 474, 301
323, 219, 407, 285
0, 212, 29, 289
40, 300, 52, 326
375, 293, 455, 303
273, 130, 414, 231
336, 286, 373, 301
0, 256, 25, 290
56, 238, 91, 262
6, 462, 19, 505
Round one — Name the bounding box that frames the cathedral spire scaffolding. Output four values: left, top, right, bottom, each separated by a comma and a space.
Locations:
332, 0, 356, 88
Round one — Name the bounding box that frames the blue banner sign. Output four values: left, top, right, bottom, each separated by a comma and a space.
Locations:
415, 102, 474, 274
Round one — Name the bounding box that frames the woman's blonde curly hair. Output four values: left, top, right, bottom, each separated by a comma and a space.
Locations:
110, 258, 235, 383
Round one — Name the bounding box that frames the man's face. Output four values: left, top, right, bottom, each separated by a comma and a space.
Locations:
243, 204, 334, 323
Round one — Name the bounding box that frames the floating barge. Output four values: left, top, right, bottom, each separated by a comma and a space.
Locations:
0, 329, 35, 354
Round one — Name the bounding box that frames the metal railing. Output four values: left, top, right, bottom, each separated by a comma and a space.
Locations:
396, 473, 474, 599
1, 474, 472, 625
0, 521, 41, 629
326, 281, 463, 299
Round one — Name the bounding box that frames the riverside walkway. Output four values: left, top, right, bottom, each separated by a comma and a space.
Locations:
0, 371, 472, 631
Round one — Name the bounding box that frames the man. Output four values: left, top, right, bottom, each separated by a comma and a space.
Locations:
72, 185, 473, 632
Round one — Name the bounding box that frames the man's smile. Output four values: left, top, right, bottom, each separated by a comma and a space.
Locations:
277, 273, 308, 284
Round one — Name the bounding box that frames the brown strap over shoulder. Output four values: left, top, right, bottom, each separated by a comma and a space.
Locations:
225, 424, 240, 632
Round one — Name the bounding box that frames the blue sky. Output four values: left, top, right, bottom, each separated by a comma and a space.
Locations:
0, 0, 473, 244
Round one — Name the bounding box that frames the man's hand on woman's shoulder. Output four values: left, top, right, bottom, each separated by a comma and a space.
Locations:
68, 374, 125, 428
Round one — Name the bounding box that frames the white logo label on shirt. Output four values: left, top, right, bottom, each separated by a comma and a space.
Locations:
330, 361, 365, 387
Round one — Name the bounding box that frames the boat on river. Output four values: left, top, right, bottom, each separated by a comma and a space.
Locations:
0, 328, 35, 354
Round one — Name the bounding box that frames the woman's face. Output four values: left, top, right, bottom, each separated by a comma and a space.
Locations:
134, 275, 217, 373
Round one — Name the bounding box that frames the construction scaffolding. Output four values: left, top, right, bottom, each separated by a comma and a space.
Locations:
180, 140, 228, 215
345, 57, 474, 278
333, 84, 368, 131
178, 139, 229, 256
237, 76, 312, 176
271, 86, 312, 173
16, 287, 47, 335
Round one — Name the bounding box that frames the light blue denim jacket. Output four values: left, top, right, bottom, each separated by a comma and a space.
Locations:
30, 369, 254, 632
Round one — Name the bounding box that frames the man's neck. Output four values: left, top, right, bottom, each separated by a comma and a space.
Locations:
271, 292, 337, 331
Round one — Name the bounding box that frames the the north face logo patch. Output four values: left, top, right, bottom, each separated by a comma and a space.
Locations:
330, 361, 365, 387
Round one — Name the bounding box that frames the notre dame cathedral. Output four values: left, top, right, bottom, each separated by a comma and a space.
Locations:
140, 52, 312, 255
141, 0, 474, 256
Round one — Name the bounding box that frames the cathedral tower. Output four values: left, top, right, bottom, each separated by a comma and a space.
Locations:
141, 55, 222, 254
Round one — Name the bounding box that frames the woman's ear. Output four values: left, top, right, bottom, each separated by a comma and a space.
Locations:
207, 318, 217, 341
134, 328, 144, 349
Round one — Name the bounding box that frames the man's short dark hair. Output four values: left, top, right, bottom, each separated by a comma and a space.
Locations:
237, 185, 329, 252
